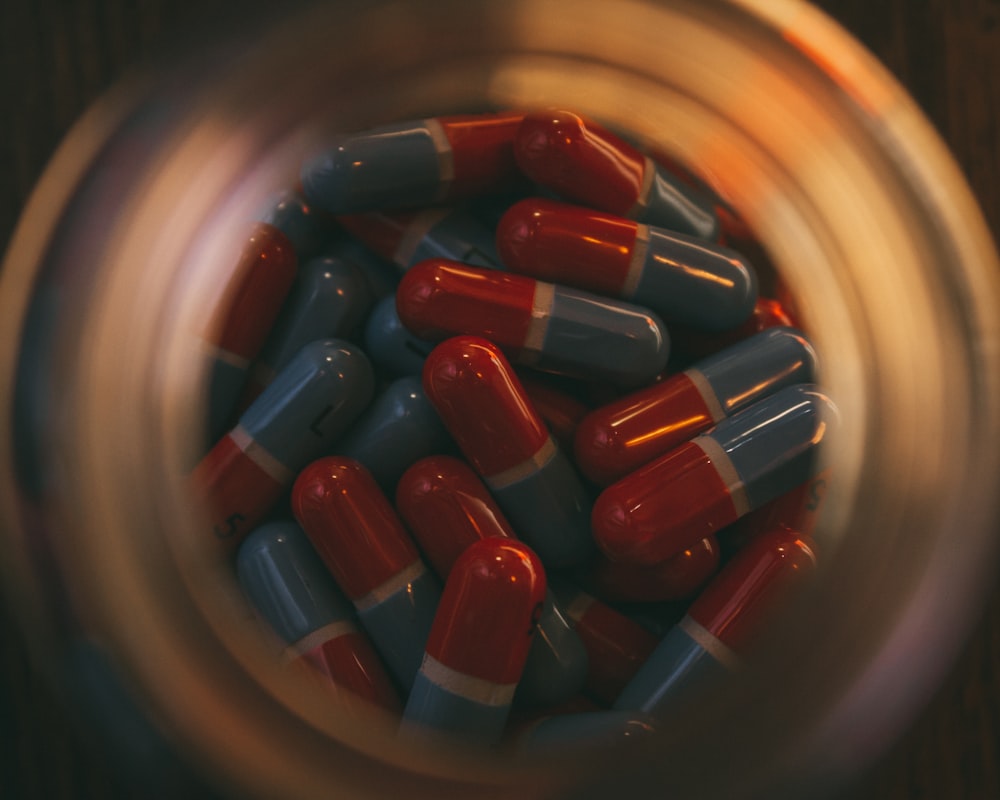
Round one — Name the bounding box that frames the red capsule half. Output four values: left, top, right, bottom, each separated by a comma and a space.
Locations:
424, 537, 547, 687
292, 457, 424, 600
514, 110, 718, 240
203, 223, 299, 436
422, 336, 594, 568
395, 455, 516, 579
496, 198, 756, 331
398, 259, 670, 386
688, 527, 817, 653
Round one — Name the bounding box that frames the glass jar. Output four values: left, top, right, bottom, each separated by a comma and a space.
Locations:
2, 1, 999, 797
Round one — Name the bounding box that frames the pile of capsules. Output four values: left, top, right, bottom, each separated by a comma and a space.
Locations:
190, 109, 835, 753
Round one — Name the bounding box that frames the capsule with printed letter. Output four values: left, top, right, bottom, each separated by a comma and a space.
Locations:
291, 457, 441, 692
400, 537, 546, 745
191, 339, 374, 553
496, 198, 756, 331
395, 455, 589, 707
514, 110, 719, 240
235, 521, 400, 713
613, 527, 817, 717
302, 112, 524, 214
398, 259, 669, 387
592, 383, 835, 566
575, 326, 816, 485
422, 337, 595, 568
363, 295, 437, 378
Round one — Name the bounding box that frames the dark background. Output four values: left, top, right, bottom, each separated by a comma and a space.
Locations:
1, 0, 998, 797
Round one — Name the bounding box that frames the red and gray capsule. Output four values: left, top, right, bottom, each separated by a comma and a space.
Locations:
398, 259, 669, 387
302, 112, 524, 214
497, 197, 756, 331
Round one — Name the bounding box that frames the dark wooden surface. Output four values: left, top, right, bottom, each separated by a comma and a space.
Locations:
2, 1, 999, 797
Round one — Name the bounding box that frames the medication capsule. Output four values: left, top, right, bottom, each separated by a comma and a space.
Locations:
592, 384, 835, 566
259, 190, 335, 260
203, 222, 298, 440
575, 326, 816, 485
292, 457, 441, 692
401, 537, 546, 746
242, 256, 372, 403
363, 295, 437, 377
191, 339, 374, 552
398, 260, 669, 387
549, 579, 658, 706
496, 198, 756, 331
395, 454, 519, 576
302, 112, 525, 214
422, 337, 595, 568
585, 537, 721, 604
613, 527, 817, 716
395, 455, 589, 708
338, 206, 502, 270
516, 710, 657, 755
330, 376, 453, 492
514, 110, 719, 240
236, 522, 400, 713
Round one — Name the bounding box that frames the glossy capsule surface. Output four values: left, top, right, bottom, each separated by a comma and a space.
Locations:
613, 527, 817, 716
243, 256, 372, 402
514, 110, 719, 240
401, 537, 546, 745
575, 326, 816, 485
191, 339, 374, 551
204, 222, 298, 439
395, 455, 589, 707
330, 376, 452, 492
236, 522, 400, 713
259, 190, 334, 259
291, 457, 441, 691
592, 384, 834, 566
398, 259, 669, 387
422, 337, 594, 568
497, 198, 756, 330
302, 112, 524, 214
395, 454, 518, 577
363, 294, 437, 377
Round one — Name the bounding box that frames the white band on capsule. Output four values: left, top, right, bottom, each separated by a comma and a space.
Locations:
678, 614, 741, 672
685, 368, 728, 425
485, 436, 557, 491
691, 435, 751, 518
424, 117, 455, 204
229, 424, 294, 485
283, 619, 359, 664
418, 652, 518, 706
354, 559, 428, 613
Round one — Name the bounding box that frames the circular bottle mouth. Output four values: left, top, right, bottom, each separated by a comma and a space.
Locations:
2, 1, 1000, 797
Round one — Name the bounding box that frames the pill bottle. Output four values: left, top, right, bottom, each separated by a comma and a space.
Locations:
2, 1, 999, 798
